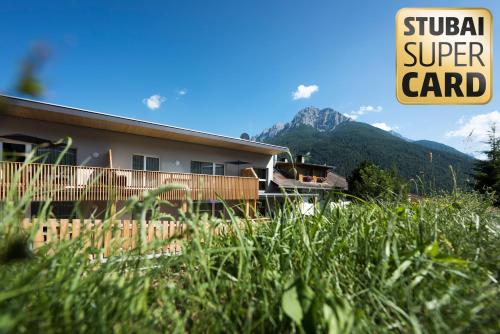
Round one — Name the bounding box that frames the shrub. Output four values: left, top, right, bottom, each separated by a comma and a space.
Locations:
347, 161, 409, 201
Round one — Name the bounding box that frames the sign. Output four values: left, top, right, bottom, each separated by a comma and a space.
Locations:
396, 8, 492, 104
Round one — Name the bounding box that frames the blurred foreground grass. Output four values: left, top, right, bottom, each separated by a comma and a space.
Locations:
0, 185, 499, 333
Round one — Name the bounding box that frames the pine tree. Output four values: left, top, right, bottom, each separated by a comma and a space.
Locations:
473, 125, 500, 205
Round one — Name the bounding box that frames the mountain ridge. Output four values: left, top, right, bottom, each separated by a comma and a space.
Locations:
254, 107, 476, 191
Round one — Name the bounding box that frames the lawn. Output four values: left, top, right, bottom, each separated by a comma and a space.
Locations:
0, 189, 499, 333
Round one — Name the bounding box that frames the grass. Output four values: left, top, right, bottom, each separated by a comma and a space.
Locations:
0, 164, 499, 333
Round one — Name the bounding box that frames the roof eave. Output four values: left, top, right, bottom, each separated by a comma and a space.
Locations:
0, 95, 289, 155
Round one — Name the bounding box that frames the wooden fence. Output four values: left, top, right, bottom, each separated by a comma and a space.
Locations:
21, 218, 193, 257
0, 162, 259, 202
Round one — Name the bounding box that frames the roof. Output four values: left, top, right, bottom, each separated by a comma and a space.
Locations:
326, 171, 348, 190
275, 161, 334, 170
272, 170, 347, 191
0, 95, 289, 155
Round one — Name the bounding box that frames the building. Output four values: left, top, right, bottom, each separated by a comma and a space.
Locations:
261, 155, 347, 215
0, 95, 288, 218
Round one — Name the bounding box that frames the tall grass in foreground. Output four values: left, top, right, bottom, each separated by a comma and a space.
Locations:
0, 171, 499, 332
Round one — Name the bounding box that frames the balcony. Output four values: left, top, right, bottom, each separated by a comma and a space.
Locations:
0, 162, 259, 202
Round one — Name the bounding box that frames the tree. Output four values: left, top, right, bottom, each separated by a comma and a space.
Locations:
347, 161, 408, 201
473, 125, 500, 205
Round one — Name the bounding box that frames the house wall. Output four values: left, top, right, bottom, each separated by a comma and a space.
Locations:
0, 115, 274, 187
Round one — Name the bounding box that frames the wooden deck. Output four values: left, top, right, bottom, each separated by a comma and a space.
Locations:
0, 162, 259, 202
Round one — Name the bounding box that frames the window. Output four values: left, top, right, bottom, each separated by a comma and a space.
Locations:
214, 164, 224, 176
146, 156, 160, 171
2, 142, 27, 162
191, 161, 225, 176
254, 168, 268, 191
133, 155, 144, 170
35, 146, 77, 165
254, 168, 267, 180
201, 162, 214, 175
195, 201, 225, 218
133, 155, 160, 171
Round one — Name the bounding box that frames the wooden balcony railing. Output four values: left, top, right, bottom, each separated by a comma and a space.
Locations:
0, 162, 259, 202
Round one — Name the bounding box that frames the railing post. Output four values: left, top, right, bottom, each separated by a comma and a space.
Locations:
245, 200, 250, 217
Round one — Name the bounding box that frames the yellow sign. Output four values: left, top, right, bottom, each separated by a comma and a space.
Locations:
396, 8, 492, 104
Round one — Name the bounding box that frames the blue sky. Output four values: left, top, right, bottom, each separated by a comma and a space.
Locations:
1, 0, 499, 156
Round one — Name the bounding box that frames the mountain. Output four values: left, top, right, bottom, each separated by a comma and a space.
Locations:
388, 135, 474, 159
413, 140, 471, 158
253, 106, 352, 142
389, 130, 412, 142
255, 107, 476, 191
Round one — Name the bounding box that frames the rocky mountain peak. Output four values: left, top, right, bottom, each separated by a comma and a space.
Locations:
290, 106, 352, 131
253, 106, 352, 141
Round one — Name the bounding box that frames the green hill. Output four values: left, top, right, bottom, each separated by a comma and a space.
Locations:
263, 122, 476, 191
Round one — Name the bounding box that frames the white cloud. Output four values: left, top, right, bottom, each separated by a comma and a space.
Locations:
359, 105, 383, 113
446, 111, 500, 159
142, 94, 166, 110
346, 105, 382, 119
348, 114, 359, 120
372, 122, 397, 132
292, 84, 319, 100
446, 111, 500, 141
177, 88, 187, 96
